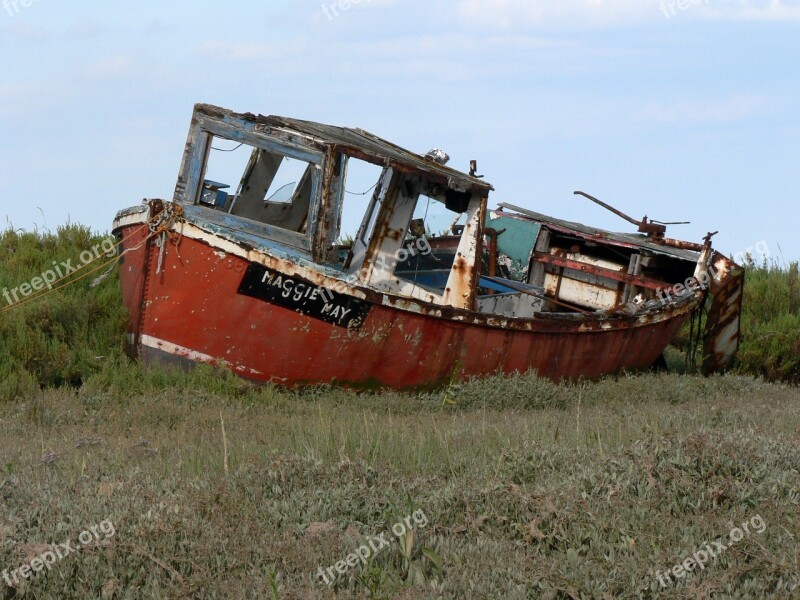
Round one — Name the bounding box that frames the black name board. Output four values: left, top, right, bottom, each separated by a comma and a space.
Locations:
237, 264, 371, 329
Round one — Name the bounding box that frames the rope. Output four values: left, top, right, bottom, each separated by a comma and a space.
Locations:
0, 202, 184, 314
148, 202, 184, 235
156, 232, 167, 274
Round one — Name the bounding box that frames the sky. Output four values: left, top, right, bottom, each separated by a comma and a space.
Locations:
1, 0, 798, 263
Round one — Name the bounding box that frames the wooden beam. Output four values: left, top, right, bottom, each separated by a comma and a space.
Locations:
532, 252, 671, 292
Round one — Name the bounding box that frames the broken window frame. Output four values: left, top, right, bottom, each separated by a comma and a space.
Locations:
175, 109, 488, 310
174, 112, 325, 253
345, 166, 393, 272
348, 169, 486, 310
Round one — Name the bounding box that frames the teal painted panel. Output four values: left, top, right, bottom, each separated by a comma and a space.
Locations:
486, 215, 541, 281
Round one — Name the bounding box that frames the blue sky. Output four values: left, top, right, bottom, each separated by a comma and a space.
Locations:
1, 0, 798, 262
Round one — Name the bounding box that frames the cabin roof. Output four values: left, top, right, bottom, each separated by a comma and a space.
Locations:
495, 203, 701, 262
194, 104, 493, 196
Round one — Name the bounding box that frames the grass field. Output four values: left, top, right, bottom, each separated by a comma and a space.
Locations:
1, 371, 799, 598
1, 226, 799, 598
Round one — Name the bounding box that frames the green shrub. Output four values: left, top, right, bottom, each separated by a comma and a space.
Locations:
0, 225, 127, 393
737, 261, 800, 383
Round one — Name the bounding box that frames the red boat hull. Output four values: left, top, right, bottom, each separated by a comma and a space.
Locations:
115, 221, 692, 389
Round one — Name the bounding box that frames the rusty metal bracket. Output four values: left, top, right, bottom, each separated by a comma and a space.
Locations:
469, 160, 484, 179
573, 191, 690, 242
484, 227, 506, 280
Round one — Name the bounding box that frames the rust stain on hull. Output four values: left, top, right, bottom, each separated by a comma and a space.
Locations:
703, 254, 744, 373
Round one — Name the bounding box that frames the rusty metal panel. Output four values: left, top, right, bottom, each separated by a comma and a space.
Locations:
485, 213, 541, 281
703, 256, 744, 373
543, 269, 621, 311
443, 197, 485, 310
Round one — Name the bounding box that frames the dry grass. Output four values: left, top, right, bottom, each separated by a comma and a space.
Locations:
1, 371, 798, 598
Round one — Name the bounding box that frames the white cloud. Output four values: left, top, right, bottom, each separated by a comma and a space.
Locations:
699, 0, 800, 21
196, 34, 487, 79
484, 34, 581, 51
457, 0, 800, 28
458, 0, 650, 28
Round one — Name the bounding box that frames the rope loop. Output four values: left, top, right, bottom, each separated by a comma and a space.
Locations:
147, 200, 185, 234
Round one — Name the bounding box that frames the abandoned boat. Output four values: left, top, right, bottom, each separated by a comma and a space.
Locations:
112, 104, 743, 388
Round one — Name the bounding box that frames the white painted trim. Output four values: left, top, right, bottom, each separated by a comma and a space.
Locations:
139, 334, 220, 364
113, 208, 149, 230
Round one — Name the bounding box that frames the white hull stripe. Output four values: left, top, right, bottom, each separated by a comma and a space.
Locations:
139, 334, 220, 365
138, 334, 264, 376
